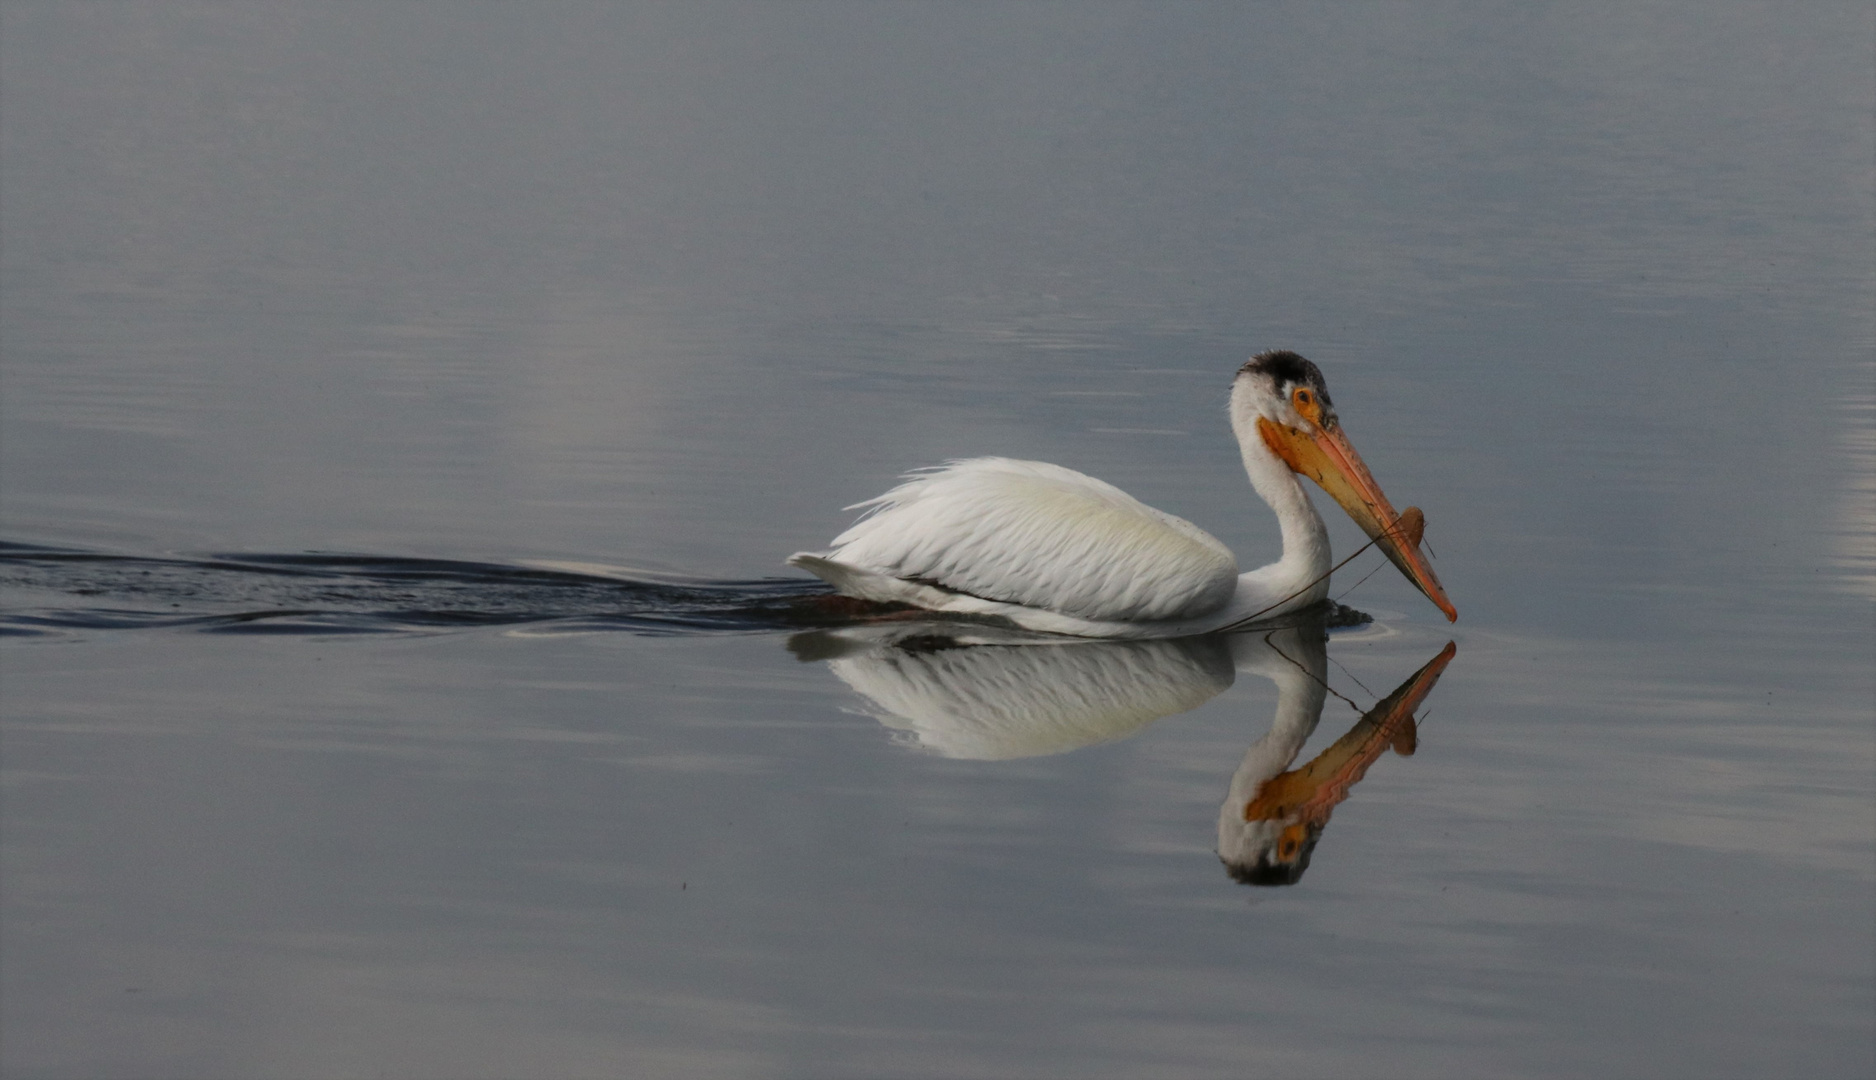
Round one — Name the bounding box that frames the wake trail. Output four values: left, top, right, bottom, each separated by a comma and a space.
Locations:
0, 541, 881, 638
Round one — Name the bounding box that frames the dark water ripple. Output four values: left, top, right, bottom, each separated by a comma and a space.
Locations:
0, 541, 861, 637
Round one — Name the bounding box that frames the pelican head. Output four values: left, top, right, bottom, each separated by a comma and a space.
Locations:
1232, 351, 1457, 621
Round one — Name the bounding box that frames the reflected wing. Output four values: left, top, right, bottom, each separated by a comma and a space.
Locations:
829, 636, 1236, 759
799, 458, 1238, 622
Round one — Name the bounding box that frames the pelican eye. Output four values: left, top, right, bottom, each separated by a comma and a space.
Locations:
1290, 387, 1318, 418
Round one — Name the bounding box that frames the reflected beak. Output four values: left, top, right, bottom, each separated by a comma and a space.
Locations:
1245, 640, 1457, 827
1258, 417, 1458, 621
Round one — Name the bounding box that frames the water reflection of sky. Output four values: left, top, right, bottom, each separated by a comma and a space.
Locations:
2, 4, 1871, 1078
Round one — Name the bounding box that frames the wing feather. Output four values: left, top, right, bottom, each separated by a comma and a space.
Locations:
817, 458, 1237, 622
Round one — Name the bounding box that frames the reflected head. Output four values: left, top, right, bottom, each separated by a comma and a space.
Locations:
1219, 828, 1320, 887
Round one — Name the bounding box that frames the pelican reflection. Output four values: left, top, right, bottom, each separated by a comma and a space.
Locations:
1221, 637, 1454, 884
790, 615, 1454, 885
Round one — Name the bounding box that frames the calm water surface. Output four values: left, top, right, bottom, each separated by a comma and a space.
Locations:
3, 5, 1871, 1078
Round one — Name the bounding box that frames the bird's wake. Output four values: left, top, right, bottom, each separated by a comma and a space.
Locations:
0, 541, 870, 638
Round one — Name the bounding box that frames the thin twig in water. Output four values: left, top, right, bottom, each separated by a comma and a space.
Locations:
1220, 506, 1420, 632
1263, 631, 1368, 714
1327, 651, 1379, 704
1334, 561, 1385, 603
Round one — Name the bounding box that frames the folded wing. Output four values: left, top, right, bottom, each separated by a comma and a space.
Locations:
795, 458, 1238, 623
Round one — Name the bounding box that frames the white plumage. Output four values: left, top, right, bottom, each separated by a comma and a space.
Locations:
789, 351, 1455, 637
827, 458, 1236, 622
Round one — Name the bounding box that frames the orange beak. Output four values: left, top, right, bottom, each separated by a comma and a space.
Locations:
1258, 416, 1457, 622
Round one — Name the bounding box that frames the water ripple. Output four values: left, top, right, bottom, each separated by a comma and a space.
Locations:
0, 541, 859, 637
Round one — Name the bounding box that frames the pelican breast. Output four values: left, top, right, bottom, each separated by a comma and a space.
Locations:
826, 458, 1238, 622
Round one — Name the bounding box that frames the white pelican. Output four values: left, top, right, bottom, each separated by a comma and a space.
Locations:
790, 351, 1456, 637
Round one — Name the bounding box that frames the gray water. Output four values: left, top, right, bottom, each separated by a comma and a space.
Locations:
2, 5, 1872, 1078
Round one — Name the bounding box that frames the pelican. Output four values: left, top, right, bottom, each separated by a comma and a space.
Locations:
790, 350, 1456, 637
